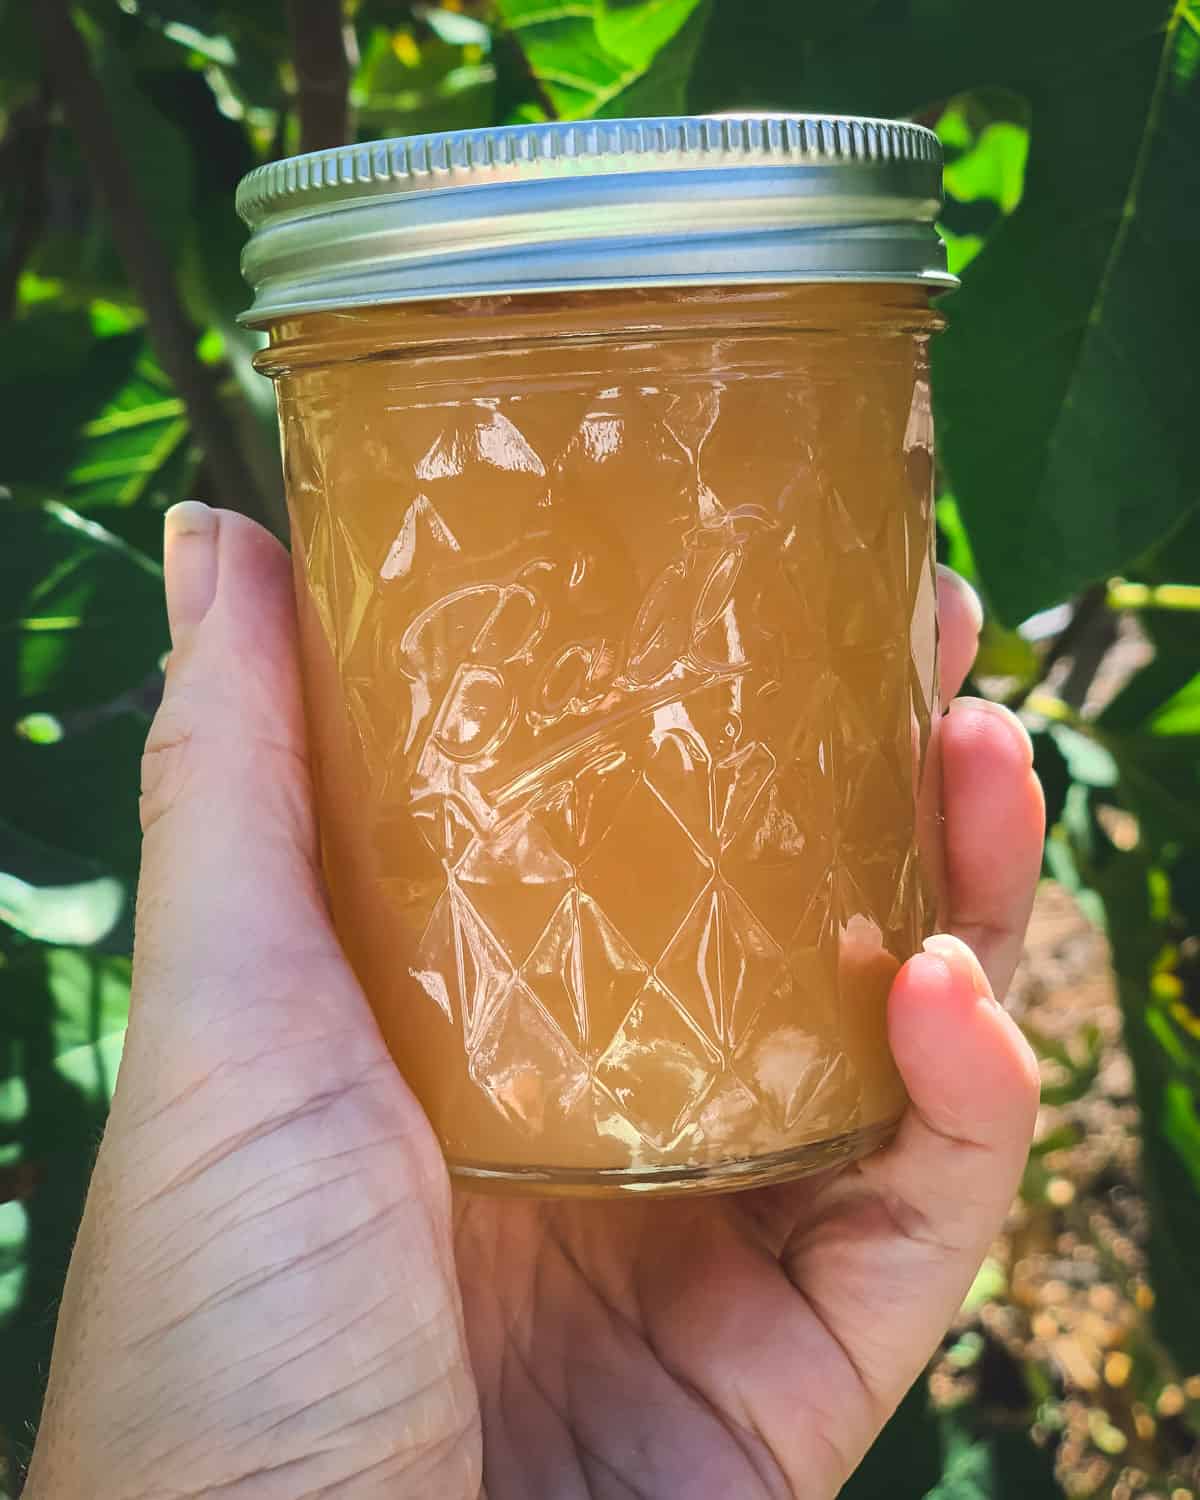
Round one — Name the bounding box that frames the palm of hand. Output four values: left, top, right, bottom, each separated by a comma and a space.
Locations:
26, 513, 1041, 1500
455, 1184, 902, 1500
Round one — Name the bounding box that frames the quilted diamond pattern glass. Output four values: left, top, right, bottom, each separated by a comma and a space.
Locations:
265, 285, 945, 1195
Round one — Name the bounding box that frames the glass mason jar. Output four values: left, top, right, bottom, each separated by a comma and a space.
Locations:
238, 115, 955, 1196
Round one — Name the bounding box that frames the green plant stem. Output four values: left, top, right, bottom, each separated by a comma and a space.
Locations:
34, 0, 269, 527
1107, 581, 1200, 612
286, 0, 352, 153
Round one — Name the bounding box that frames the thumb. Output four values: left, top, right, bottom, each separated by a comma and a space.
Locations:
130, 503, 368, 1072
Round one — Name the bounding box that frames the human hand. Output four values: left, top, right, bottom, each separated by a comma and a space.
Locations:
24, 506, 1042, 1500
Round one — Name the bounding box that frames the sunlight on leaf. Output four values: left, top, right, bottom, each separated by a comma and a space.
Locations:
0, 873, 124, 947
0, 1203, 27, 1320
1147, 674, 1200, 735
417, 6, 492, 50
595, 0, 706, 68
13, 714, 63, 746
936, 495, 977, 585
943, 121, 1028, 214
494, 0, 705, 117
961, 1257, 1007, 1315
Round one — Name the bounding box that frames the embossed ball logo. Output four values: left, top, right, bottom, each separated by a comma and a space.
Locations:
395, 515, 779, 778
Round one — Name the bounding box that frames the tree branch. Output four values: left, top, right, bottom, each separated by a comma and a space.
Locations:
0, 80, 52, 320
286, 0, 352, 154
1004, 584, 1110, 713
34, 0, 270, 528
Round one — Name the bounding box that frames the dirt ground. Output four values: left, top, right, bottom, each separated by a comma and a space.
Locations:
930, 881, 1199, 1499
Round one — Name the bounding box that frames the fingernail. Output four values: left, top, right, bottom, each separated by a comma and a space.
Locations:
937, 564, 984, 634
947, 695, 1035, 765
163, 503, 219, 650
923, 933, 993, 1001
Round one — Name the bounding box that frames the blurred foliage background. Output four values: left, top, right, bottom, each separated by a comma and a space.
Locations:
0, 1, 1198, 1494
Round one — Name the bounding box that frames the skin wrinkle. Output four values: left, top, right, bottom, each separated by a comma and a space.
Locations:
851, 1141, 997, 1256
122, 1082, 384, 1222
458, 1194, 848, 1500
557, 1220, 787, 1493
494, 1313, 570, 1494
123, 1197, 417, 1356
133, 933, 362, 1033
777, 1213, 893, 1410
133, 1135, 429, 1287
574, 1442, 655, 1500
946, 917, 1025, 970
271, 1360, 462, 1448
135, 1296, 430, 1464
550, 1222, 786, 1500
130, 1447, 330, 1500
140, 733, 318, 850
878, 1167, 993, 1259
300, 1422, 483, 1500
128, 1312, 473, 1497
119, 1044, 414, 1223
121, 1003, 384, 1120
566, 1346, 778, 1500
133, 1169, 350, 1284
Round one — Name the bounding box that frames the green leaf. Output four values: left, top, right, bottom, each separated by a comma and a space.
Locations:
594, 0, 707, 69
941, 119, 1029, 215
1048, 724, 1118, 789
928, 1423, 1060, 1500
961, 1257, 1006, 1315
0, 0, 38, 110
0, 303, 197, 513
14, 713, 63, 746
1089, 848, 1200, 1374
495, 0, 707, 116
685, 0, 879, 112
0, 818, 129, 949
593, 0, 708, 117
0, 500, 164, 712
670, 0, 1200, 625
1164, 1077, 1200, 1196
932, 6, 1199, 623
936, 495, 978, 586
841, 1379, 942, 1499
0, 944, 129, 1470
940, 229, 986, 278
1100, 514, 1200, 732
66, 356, 193, 510
0, 500, 164, 900
1100, 623, 1200, 733
94, 46, 195, 265
0, 873, 124, 948
972, 621, 1039, 682
1032, 729, 1070, 833
421, 7, 493, 49
495, 1, 644, 117
1026, 1019, 1103, 1105
1145, 672, 1200, 736
352, 27, 496, 135
137, 65, 285, 517
1104, 731, 1200, 847
0, 311, 139, 500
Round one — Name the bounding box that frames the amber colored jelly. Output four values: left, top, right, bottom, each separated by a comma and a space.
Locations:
260, 283, 945, 1195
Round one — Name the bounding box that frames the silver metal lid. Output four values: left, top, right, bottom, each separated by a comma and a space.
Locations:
236, 114, 954, 325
